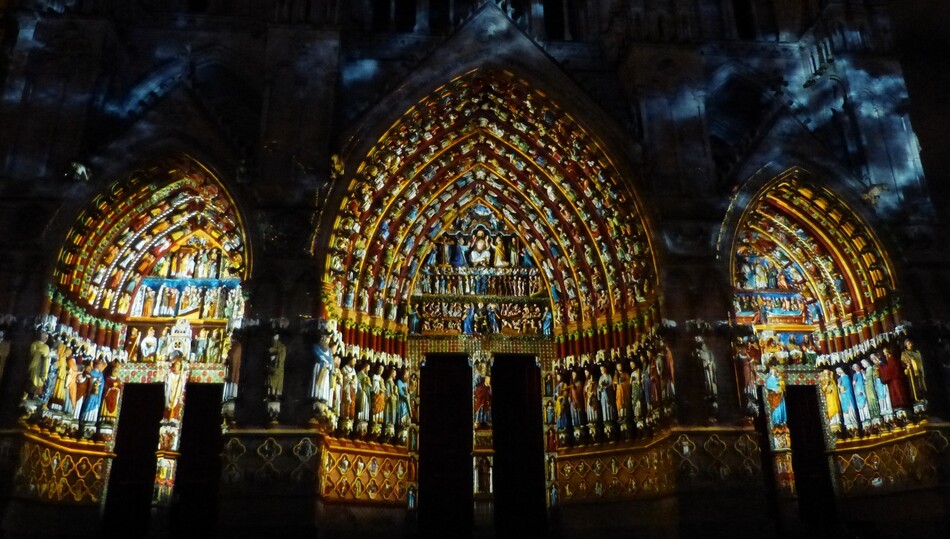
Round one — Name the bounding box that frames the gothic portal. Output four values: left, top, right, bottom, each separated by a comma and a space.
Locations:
0, 2, 948, 539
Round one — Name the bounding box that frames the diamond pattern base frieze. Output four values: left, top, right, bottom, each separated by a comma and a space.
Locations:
13, 438, 107, 505
318, 436, 413, 505
832, 428, 949, 496
553, 429, 765, 505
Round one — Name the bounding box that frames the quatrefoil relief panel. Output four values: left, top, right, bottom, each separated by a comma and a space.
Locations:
257, 438, 283, 462
293, 438, 317, 462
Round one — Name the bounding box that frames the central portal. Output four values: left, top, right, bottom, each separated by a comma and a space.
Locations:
322, 69, 664, 537
419, 354, 473, 535
491, 354, 546, 536
418, 351, 546, 537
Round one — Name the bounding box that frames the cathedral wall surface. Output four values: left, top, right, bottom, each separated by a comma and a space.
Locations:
0, 1, 948, 537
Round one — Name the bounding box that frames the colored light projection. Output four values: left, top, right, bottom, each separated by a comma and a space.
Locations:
324, 70, 659, 358
729, 170, 928, 497
407, 204, 550, 336
18, 156, 249, 507
732, 171, 897, 363
52, 158, 248, 355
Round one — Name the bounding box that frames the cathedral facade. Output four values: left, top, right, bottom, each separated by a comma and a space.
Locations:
0, 1, 947, 537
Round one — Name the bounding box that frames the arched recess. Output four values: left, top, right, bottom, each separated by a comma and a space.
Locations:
731, 168, 898, 344
311, 70, 675, 512
19, 155, 250, 508
726, 167, 927, 497
322, 70, 661, 359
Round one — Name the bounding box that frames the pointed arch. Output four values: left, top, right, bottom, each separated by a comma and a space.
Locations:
16, 155, 253, 510
111, 44, 264, 120
48, 155, 250, 354
728, 167, 898, 353
322, 70, 661, 358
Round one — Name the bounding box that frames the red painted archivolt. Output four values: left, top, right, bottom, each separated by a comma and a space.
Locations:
731, 169, 899, 351
49, 157, 248, 345
326, 70, 660, 356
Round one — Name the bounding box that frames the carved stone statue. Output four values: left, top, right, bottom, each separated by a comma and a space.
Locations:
900, 339, 927, 406
265, 333, 286, 400
692, 336, 718, 421
28, 331, 51, 399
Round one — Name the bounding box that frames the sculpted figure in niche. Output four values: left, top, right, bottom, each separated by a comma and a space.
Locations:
396, 369, 412, 427
878, 348, 910, 413
900, 339, 926, 404
331, 354, 343, 417
156, 327, 171, 361
311, 334, 335, 404
139, 327, 158, 362
597, 365, 616, 423
493, 237, 509, 268
73, 361, 91, 422
469, 230, 492, 267
124, 327, 140, 362
38, 336, 60, 404
852, 363, 871, 427
614, 362, 631, 429
570, 371, 587, 429
629, 360, 644, 427
356, 361, 372, 435
451, 236, 468, 268
164, 358, 186, 422
764, 367, 786, 426
868, 354, 893, 419
339, 357, 358, 427
28, 331, 50, 399
64, 354, 81, 415
585, 368, 599, 426
820, 369, 841, 434
541, 307, 554, 336
99, 361, 123, 425
207, 329, 223, 363
79, 359, 106, 429
224, 336, 242, 401
371, 364, 386, 428
836, 366, 858, 433
384, 367, 398, 434
860, 359, 881, 422
265, 334, 286, 400
692, 336, 718, 405
48, 343, 71, 412
555, 372, 570, 432
473, 364, 492, 427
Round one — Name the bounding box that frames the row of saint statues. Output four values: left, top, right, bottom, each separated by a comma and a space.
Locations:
751, 331, 929, 442
124, 325, 232, 363
416, 268, 543, 297
426, 232, 533, 270
409, 301, 553, 335
14, 315, 934, 452
150, 246, 228, 281
551, 352, 677, 446
130, 283, 244, 320
25, 331, 122, 440
819, 339, 927, 437
306, 333, 415, 444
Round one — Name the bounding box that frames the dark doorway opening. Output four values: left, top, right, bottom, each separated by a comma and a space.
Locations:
169, 383, 223, 535
491, 354, 546, 537
418, 354, 473, 536
785, 385, 837, 534
103, 383, 165, 536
